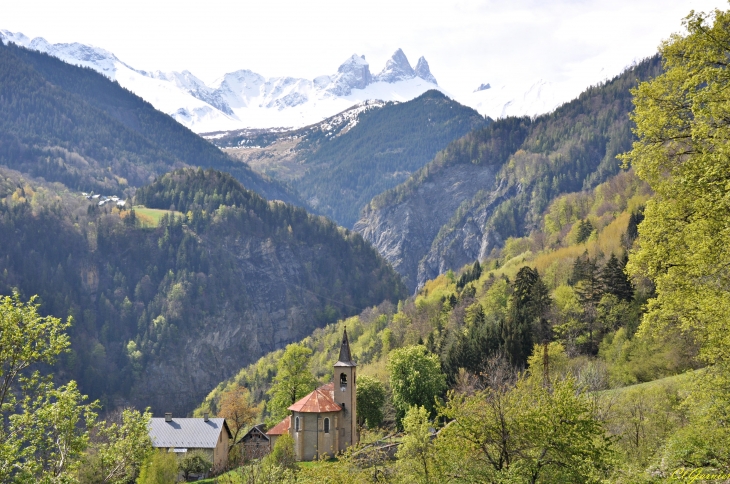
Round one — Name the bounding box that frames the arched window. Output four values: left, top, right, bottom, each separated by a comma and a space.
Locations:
295, 416, 300, 432
340, 373, 347, 392
324, 418, 330, 434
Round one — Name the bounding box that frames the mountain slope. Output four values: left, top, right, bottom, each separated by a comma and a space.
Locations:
0, 41, 299, 204
213, 90, 489, 227
355, 56, 663, 291
0, 168, 405, 414
1, 31, 441, 133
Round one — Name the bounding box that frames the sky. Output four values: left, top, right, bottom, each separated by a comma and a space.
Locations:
3, 0, 728, 97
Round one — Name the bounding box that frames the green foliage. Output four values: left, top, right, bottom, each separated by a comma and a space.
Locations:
574, 219, 594, 244
396, 406, 437, 483
437, 375, 614, 483
0, 292, 97, 483
265, 434, 296, 470
178, 450, 212, 480
355, 375, 386, 428
387, 345, 446, 421
504, 267, 550, 366
136, 449, 178, 484
618, 9, 730, 475
266, 344, 317, 425
621, 7, 730, 371
78, 408, 154, 484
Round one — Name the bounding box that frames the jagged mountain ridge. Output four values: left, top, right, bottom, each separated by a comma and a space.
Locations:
0, 30, 439, 133
208, 90, 490, 227
355, 57, 663, 292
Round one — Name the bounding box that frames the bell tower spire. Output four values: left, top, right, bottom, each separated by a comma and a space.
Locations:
333, 329, 357, 449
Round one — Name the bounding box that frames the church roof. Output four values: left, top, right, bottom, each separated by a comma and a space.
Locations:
266, 417, 290, 436
334, 328, 356, 367
288, 384, 342, 413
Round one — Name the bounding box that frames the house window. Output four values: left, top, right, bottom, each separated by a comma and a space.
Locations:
324, 418, 330, 434
295, 416, 300, 432
340, 373, 347, 392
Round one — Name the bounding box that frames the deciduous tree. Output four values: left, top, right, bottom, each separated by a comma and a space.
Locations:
266, 344, 317, 425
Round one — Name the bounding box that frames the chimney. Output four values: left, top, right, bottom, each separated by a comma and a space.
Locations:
164, 413, 172, 422
204, 413, 209, 422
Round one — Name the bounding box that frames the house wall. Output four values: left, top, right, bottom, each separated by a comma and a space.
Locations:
212, 427, 229, 471
242, 432, 270, 460
292, 411, 340, 461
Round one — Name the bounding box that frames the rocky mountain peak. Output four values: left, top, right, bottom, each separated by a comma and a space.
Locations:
414, 56, 438, 85
327, 53, 373, 96
375, 48, 415, 83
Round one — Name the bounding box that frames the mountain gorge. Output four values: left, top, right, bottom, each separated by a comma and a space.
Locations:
211, 90, 490, 227
355, 56, 663, 291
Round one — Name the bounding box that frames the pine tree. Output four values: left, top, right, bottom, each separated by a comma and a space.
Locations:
575, 219, 594, 244
601, 253, 634, 302
503, 267, 551, 367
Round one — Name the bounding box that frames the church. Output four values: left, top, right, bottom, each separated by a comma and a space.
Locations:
266, 330, 358, 460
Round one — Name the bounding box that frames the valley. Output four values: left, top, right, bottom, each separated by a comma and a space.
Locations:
2, 5, 730, 482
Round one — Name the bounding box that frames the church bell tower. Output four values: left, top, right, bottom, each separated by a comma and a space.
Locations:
334, 329, 357, 448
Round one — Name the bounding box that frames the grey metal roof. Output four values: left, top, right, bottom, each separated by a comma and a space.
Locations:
148, 418, 230, 449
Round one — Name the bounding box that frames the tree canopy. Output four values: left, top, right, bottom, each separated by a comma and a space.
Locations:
621, 8, 730, 369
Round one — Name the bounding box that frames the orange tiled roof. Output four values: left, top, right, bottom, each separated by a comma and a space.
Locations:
288, 385, 342, 413
266, 417, 291, 436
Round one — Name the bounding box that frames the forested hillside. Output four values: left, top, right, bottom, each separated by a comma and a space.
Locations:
0, 41, 299, 205
198, 167, 701, 482
356, 56, 663, 291
217, 91, 489, 227
0, 167, 405, 413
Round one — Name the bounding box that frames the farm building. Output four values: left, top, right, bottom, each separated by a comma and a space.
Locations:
148, 413, 232, 472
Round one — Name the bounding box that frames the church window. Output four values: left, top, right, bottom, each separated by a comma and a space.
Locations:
324, 418, 330, 434
340, 373, 347, 391
295, 416, 300, 432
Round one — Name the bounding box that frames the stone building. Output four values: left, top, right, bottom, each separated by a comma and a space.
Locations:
266, 330, 358, 460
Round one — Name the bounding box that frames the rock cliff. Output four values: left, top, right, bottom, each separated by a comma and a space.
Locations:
356, 57, 663, 292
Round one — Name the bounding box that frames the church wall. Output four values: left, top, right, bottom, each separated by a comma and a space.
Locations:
293, 411, 340, 461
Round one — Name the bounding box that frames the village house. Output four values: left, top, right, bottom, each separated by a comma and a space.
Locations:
239, 423, 270, 460
266, 330, 358, 461
148, 413, 232, 472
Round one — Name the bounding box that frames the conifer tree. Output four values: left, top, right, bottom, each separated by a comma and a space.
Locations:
601, 253, 634, 302
503, 267, 551, 367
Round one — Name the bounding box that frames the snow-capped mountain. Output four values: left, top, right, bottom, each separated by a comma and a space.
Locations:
0, 30, 441, 133
1, 29, 612, 131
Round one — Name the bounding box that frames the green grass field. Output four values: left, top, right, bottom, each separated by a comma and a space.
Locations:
599, 369, 701, 398
130, 206, 184, 228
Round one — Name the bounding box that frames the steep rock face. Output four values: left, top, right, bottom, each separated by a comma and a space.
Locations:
375, 48, 416, 83
355, 57, 663, 292
327, 54, 372, 95
414, 56, 438, 85
415, 180, 517, 288
355, 162, 499, 291
130, 230, 342, 413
